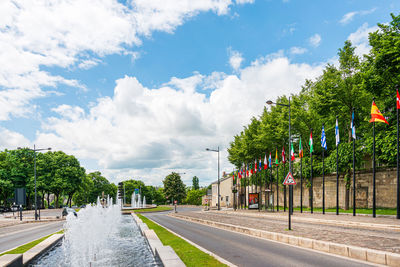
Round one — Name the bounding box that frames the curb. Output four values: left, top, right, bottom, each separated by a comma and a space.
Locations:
0, 231, 64, 267
131, 213, 185, 267
172, 214, 400, 267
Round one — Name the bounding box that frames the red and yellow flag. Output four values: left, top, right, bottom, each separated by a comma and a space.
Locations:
370, 101, 389, 124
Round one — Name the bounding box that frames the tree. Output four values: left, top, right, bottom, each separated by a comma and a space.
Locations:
185, 189, 203, 205
163, 172, 186, 203
192, 176, 199, 190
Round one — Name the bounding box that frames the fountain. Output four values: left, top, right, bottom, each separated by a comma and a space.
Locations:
31, 196, 157, 266
131, 192, 146, 208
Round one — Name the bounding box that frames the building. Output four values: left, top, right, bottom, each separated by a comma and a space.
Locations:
210, 172, 234, 208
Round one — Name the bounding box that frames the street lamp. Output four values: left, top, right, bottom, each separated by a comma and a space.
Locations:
206, 147, 220, 210
18, 145, 51, 221
266, 98, 293, 229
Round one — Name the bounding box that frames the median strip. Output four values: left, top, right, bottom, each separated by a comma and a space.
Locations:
134, 213, 229, 267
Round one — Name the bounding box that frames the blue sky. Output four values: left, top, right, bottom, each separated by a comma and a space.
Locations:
0, 0, 399, 186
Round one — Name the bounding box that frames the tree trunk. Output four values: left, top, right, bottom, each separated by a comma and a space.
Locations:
47, 192, 50, 208
309, 186, 312, 208
55, 194, 59, 208
284, 185, 287, 211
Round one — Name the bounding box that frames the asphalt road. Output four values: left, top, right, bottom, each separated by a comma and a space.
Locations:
145, 211, 375, 267
0, 221, 64, 253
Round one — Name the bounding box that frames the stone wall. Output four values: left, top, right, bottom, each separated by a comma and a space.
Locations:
270, 168, 397, 209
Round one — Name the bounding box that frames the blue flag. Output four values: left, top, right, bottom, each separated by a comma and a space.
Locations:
351, 110, 356, 140
335, 118, 340, 146
321, 125, 327, 150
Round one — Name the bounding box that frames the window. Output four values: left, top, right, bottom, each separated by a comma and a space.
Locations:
226, 196, 229, 202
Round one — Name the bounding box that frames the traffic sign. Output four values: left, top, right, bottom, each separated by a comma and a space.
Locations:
283, 172, 296, 185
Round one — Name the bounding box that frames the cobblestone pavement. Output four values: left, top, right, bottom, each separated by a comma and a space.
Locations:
175, 209, 400, 254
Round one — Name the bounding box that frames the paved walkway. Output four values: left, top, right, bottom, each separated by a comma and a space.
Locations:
173, 209, 400, 254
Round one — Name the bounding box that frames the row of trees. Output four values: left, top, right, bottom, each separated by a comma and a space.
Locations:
162, 173, 207, 205
0, 147, 208, 208
0, 148, 116, 208
227, 13, 400, 209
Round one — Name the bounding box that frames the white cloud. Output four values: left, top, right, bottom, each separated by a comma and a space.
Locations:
0, 0, 245, 121
289, 46, 307, 55
347, 23, 378, 57
236, 0, 254, 4
0, 127, 31, 150
228, 48, 244, 71
309, 34, 322, 47
339, 8, 376, 25
36, 53, 324, 185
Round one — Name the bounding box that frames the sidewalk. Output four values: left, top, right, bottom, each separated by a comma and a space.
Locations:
0, 209, 65, 228
171, 209, 400, 254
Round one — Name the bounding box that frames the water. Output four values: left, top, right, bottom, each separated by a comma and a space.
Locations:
131, 193, 145, 208
30, 201, 157, 267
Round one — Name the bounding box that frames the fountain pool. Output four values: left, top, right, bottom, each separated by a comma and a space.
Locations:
30, 202, 158, 266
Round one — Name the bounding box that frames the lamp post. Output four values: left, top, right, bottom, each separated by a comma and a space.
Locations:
18, 145, 51, 221
206, 147, 220, 210
267, 98, 293, 229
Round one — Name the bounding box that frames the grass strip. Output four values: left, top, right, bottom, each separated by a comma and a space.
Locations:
123, 206, 172, 213
290, 206, 396, 215
0, 229, 64, 256
137, 214, 227, 267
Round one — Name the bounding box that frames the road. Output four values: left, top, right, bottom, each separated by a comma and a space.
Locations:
145, 209, 375, 267
0, 221, 64, 253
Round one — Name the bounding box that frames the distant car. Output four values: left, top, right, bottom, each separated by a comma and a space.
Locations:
48, 205, 55, 209
79, 204, 86, 208
62, 207, 77, 217
71, 205, 78, 209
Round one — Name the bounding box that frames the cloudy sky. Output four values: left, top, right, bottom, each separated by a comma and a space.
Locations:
0, 0, 398, 187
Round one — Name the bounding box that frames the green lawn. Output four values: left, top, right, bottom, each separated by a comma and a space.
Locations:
137, 214, 227, 267
275, 206, 397, 215
129, 206, 172, 213
0, 230, 64, 256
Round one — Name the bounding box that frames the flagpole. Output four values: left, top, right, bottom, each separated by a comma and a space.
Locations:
300, 152, 303, 213
397, 88, 400, 220
283, 160, 286, 212
373, 98, 376, 218
336, 116, 339, 215
276, 159, 279, 212
353, 108, 356, 216
311, 128, 313, 214
245, 166, 247, 210
322, 124, 325, 215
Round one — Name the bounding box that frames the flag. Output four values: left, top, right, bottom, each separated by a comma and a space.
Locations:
232, 171, 235, 183
351, 110, 356, 140
246, 164, 249, 176
370, 101, 389, 124
282, 146, 286, 163
291, 141, 295, 161
250, 162, 254, 174
299, 137, 303, 158
264, 154, 268, 170
309, 131, 313, 154
397, 89, 400, 109
275, 149, 279, 165
321, 125, 327, 150
238, 168, 242, 179
335, 118, 340, 146
254, 159, 257, 173
269, 152, 272, 168
259, 157, 262, 171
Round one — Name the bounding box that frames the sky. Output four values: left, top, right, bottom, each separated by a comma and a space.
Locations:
0, 0, 399, 187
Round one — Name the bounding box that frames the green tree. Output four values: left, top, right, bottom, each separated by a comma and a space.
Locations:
185, 189, 203, 205
163, 172, 186, 203
192, 176, 199, 190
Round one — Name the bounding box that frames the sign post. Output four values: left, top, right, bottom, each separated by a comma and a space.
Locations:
283, 172, 296, 230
